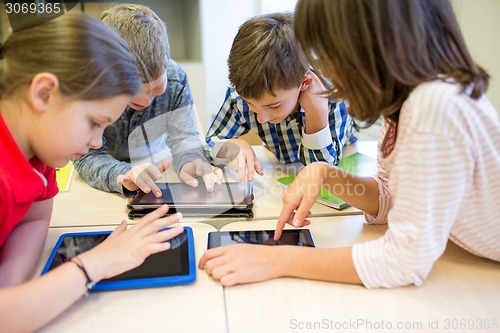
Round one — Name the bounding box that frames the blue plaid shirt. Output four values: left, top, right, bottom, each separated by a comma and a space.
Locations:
206, 87, 358, 165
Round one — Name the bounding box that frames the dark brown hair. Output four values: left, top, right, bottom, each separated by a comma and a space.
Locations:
0, 12, 140, 100
228, 12, 307, 100
294, 0, 489, 126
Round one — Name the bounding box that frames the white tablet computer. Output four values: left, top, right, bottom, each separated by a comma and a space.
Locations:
41, 227, 196, 291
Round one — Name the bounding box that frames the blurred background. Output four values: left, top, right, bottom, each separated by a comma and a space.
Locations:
1, 0, 498, 141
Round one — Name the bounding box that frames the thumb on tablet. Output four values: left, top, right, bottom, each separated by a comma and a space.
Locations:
116, 174, 129, 186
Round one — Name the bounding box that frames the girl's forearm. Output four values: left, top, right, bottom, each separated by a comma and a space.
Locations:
277, 246, 362, 285
0, 262, 89, 333
0, 219, 50, 286
321, 165, 380, 215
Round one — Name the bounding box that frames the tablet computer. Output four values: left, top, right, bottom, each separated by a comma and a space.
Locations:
127, 182, 254, 219
207, 229, 316, 249
127, 206, 254, 219
128, 182, 253, 210
41, 227, 196, 291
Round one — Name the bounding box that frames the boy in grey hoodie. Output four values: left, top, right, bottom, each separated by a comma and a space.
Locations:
74, 4, 221, 197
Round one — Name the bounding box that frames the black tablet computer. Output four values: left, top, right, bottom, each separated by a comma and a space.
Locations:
207, 229, 316, 248
41, 227, 196, 291
127, 182, 253, 218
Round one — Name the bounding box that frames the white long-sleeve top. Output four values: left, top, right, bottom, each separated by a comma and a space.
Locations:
352, 80, 500, 288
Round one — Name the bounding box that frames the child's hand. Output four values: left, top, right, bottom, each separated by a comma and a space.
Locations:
298, 70, 330, 134
78, 205, 184, 282
274, 162, 331, 240
116, 161, 170, 198
179, 159, 223, 192
219, 139, 264, 185
198, 244, 282, 287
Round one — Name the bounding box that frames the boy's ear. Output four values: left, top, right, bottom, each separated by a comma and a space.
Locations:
300, 75, 313, 91
29, 73, 60, 112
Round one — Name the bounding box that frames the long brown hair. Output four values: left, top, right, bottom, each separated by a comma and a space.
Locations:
0, 12, 140, 100
294, 0, 489, 126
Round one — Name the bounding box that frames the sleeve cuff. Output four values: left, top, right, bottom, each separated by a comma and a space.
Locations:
175, 151, 207, 175
301, 125, 333, 150
364, 176, 390, 225
109, 162, 133, 195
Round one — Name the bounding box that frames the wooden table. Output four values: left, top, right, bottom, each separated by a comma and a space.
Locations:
220, 217, 500, 333
51, 141, 378, 228
36, 223, 226, 333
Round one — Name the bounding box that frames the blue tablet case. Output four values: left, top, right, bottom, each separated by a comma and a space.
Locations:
41, 226, 196, 291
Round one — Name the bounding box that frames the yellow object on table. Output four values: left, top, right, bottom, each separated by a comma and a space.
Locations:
55, 162, 74, 192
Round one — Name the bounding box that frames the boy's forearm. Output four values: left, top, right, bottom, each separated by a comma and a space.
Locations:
175, 149, 209, 174
215, 141, 229, 158
164, 105, 208, 173
215, 139, 241, 158
74, 152, 131, 194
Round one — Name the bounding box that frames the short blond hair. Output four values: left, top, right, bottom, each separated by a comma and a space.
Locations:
101, 3, 169, 83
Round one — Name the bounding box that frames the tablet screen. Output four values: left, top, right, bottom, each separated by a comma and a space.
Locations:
42, 229, 194, 289
128, 182, 252, 209
207, 229, 316, 248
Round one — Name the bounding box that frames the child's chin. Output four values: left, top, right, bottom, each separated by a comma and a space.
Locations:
51, 158, 71, 169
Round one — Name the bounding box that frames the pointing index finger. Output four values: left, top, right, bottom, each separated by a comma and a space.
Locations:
275, 202, 296, 240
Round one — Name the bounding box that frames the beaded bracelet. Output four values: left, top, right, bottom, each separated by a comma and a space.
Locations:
71, 256, 96, 296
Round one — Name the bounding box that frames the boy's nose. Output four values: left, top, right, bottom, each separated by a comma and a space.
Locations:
132, 96, 153, 109
256, 111, 270, 124
155, 83, 167, 97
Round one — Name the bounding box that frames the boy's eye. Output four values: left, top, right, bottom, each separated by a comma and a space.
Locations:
91, 120, 101, 128
269, 104, 280, 109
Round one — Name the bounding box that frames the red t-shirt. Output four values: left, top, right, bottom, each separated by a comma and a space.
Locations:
0, 115, 59, 247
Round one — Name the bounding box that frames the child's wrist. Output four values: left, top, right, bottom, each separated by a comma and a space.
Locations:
78, 251, 107, 283
216, 141, 234, 158
71, 256, 96, 295
272, 246, 296, 278
306, 161, 331, 178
